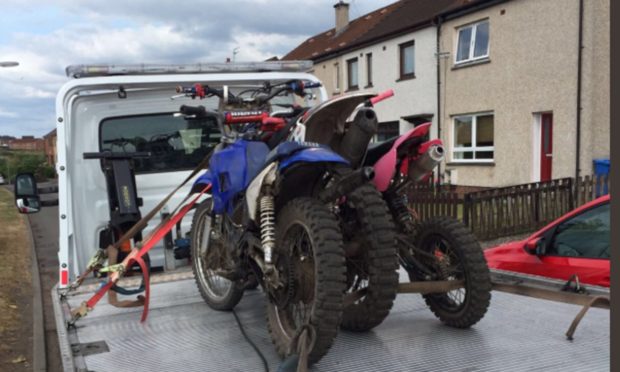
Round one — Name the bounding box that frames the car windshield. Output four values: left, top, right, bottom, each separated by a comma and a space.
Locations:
550, 202, 610, 259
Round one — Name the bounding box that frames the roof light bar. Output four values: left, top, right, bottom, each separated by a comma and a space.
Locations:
65, 61, 314, 78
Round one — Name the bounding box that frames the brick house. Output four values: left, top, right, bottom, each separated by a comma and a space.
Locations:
8, 136, 44, 151
44, 128, 57, 166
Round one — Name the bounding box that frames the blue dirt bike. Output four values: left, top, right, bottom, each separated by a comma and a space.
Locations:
178, 81, 377, 364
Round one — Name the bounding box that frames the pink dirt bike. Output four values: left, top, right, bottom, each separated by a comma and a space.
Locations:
287, 90, 492, 328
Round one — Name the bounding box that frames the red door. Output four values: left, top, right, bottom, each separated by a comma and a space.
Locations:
540, 113, 553, 181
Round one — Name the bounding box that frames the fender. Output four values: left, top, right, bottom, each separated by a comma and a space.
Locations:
372, 122, 432, 192
245, 143, 349, 221
302, 92, 375, 144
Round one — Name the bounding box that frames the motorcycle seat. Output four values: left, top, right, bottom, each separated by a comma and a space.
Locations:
362, 136, 399, 166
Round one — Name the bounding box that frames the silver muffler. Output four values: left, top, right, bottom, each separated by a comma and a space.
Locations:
408, 144, 445, 181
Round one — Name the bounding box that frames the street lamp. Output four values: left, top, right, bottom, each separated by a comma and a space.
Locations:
232, 48, 240, 62
0, 61, 19, 68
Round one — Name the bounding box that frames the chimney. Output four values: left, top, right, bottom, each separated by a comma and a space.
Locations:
334, 1, 349, 34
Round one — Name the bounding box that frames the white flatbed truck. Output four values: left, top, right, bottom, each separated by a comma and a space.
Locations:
20, 63, 610, 371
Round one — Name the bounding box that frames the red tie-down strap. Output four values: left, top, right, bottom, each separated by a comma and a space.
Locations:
81, 184, 211, 322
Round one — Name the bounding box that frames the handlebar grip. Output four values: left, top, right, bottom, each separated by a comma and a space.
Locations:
303, 81, 322, 89
180, 105, 207, 116
370, 89, 394, 106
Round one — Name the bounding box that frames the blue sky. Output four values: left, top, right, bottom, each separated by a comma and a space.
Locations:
0, 0, 395, 137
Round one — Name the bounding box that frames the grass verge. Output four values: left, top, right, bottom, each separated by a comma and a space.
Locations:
0, 187, 33, 371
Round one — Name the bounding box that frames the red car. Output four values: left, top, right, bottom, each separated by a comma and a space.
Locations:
484, 195, 610, 287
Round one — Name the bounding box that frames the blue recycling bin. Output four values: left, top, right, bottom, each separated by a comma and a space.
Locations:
593, 159, 610, 196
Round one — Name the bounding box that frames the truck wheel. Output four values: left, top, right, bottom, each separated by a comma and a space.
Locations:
191, 200, 244, 311
266, 198, 346, 365
410, 217, 491, 328
340, 184, 399, 332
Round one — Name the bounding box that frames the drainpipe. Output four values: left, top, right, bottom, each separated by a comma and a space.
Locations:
436, 16, 443, 182
575, 0, 583, 181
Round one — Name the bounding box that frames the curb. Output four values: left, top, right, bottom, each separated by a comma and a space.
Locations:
23, 214, 47, 372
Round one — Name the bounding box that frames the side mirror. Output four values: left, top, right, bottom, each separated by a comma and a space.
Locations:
524, 237, 545, 255
14, 173, 41, 214
16, 196, 41, 214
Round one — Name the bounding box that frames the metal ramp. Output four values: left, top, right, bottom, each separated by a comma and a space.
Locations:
54, 270, 610, 372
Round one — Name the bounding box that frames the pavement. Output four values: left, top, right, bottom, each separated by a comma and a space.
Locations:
23, 180, 63, 372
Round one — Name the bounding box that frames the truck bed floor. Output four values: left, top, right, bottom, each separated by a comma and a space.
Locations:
55, 271, 609, 372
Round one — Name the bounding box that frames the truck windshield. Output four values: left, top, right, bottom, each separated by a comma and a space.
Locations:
100, 113, 220, 173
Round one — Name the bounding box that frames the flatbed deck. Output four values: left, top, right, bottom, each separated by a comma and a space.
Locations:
54, 270, 609, 372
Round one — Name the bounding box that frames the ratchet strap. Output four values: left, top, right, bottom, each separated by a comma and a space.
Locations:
69, 150, 213, 291
70, 184, 211, 325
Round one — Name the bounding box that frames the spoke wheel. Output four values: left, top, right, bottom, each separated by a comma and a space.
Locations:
340, 184, 399, 332
266, 198, 345, 365
191, 200, 243, 311
409, 217, 491, 328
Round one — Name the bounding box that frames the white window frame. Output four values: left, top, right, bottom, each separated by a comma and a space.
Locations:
451, 112, 494, 163
455, 20, 490, 64
346, 57, 359, 90
333, 62, 340, 92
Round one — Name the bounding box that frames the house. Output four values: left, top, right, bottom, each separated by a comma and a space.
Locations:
8, 135, 44, 151
438, 0, 609, 187
283, 0, 462, 142
44, 128, 57, 166
284, 0, 610, 189
0, 135, 15, 148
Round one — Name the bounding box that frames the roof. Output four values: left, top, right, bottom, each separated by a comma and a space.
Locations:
44, 128, 57, 138
282, 1, 403, 61
282, 0, 493, 62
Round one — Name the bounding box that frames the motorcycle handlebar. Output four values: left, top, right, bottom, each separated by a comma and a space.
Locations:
369, 89, 394, 106
301, 81, 322, 89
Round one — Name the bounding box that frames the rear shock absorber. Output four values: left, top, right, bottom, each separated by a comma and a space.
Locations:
259, 195, 276, 264
386, 190, 415, 233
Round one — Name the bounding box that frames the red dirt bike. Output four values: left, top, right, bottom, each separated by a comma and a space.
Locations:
285, 90, 492, 328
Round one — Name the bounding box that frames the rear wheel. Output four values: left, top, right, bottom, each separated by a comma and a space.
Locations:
191, 200, 244, 311
340, 184, 399, 332
409, 217, 491, 328
266, 198, 346, 365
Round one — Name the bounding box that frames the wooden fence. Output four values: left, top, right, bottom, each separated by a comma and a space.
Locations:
406, 174, 609, 241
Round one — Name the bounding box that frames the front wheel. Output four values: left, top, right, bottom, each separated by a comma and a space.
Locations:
266, 198, 346, 365
191, 200, 244, 311
408, 217, 491, 328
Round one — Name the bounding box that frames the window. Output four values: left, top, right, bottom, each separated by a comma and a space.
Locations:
376, 121, 400, 141
456, 20, 489, 64
100, 113, 220, 173
334, 62, 340, 91
452, 113, 494, 162
347, 57, 359, 90
399, 40, 415, 79
548, 203, 610, 259
366, 53, 373, 86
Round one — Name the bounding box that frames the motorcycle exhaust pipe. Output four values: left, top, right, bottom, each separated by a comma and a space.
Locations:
320, 167, 375, 202
408, 144, 445, 182
339, 108, 378, 167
